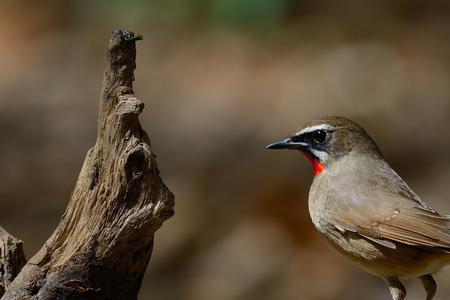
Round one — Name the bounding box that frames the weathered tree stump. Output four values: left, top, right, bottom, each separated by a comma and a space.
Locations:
0, 29, 174, 300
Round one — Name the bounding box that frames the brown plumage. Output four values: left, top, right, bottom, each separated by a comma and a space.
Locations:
267, 116, 450, 300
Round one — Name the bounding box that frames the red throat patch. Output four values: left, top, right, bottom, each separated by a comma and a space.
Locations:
302, 151, 326, 176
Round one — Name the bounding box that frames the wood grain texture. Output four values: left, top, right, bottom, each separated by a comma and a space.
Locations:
1, 30, 174, 300
0, 227, 26, 297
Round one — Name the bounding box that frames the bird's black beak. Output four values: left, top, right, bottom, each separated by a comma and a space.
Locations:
266, 139, 310, 150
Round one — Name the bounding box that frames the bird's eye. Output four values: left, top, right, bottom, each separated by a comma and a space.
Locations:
313, 130, 327, 144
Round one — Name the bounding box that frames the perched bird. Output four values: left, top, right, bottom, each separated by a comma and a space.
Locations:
266, 116, 450, 300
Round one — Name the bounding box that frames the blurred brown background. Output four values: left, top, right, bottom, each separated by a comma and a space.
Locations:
1, 1, 450, 299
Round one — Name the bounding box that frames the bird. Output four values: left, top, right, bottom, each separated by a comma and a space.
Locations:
266, 116, 450, 300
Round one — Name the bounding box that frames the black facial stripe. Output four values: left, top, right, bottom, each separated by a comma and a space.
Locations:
292, 129, 332, 150
291, 134, 306, 143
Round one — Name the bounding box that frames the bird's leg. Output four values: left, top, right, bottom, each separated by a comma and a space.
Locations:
420, 274, 436, 300
384, 277, 406, 300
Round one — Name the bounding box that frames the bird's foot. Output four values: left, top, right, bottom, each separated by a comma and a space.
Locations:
384, 277, 406, 300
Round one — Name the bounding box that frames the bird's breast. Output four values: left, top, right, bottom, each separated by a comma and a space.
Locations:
307, 175, 332, 234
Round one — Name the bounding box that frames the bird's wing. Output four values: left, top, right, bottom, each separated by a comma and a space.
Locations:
329, 191, 450, 251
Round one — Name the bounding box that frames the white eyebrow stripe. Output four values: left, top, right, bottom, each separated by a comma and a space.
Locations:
294, 124, 336, 136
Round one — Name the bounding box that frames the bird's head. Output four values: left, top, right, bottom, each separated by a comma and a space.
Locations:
266, 116, 382, 176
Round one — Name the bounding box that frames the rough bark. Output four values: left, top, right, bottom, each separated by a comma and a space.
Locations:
0, 227, 26, 297
1, 30, 174, 300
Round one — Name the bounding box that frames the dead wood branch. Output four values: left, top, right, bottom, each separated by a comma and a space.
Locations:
1, 29, 174, 300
